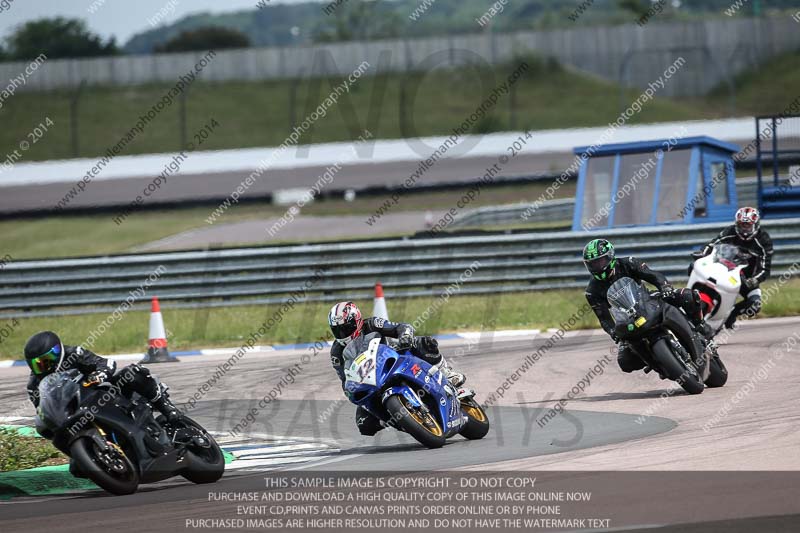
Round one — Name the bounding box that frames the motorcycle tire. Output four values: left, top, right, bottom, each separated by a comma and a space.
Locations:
651, 337, 704, 395
705, 356, 728, 388
458, 398, 490, 440
69, 436, 139, 495
179, 417, 225, 484
384, 394, 446, 449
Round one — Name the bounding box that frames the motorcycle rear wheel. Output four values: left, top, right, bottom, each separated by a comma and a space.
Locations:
69, 436, 139, 495
384, 394, 446, 449
652, 336, 704, 395
458, 398, 490, 440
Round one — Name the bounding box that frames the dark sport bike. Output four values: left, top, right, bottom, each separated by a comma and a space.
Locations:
35, 369, 224, 495
608, 277, 728, 395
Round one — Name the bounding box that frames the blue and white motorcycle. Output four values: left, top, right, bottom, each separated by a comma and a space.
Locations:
343, 332, 490, 448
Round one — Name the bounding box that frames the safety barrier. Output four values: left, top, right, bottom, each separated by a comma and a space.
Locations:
1, 218, 798, 318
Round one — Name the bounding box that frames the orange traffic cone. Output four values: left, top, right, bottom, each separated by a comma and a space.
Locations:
373, 283, 389, 321
140, 297, 179, 363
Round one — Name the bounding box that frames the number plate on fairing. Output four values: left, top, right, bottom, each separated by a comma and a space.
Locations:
344, 338, 380, 386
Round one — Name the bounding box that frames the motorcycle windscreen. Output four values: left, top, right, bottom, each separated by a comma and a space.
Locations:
343, 332, 382, 386
607, 277, 640, 309
37, 371, 81, 429
713, 244, 751, 269
607, 277, 644, 325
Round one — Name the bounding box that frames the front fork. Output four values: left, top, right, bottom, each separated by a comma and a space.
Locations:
69, 424, 130, 474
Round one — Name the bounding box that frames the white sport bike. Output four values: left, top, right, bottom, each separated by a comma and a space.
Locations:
687, 244, 753, 337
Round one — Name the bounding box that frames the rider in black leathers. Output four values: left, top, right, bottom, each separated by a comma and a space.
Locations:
24, 331, 182, 478
690, 207, 774, 329
583, 240, 709, 373
25, 331, 180, 419
327, 302, 464, 436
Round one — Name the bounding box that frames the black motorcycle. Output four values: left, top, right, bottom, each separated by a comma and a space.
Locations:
35, 369, 224, 495
608, 277, 728, 395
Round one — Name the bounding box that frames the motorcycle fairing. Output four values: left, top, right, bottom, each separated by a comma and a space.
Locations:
37, 369, 189, 483
344, 334, 465, 437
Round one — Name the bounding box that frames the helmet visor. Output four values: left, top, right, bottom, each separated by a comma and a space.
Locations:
28, 345, 61, 375
330, 322, 357, 341
737, 221, 756, 237
584, 254, 613, 276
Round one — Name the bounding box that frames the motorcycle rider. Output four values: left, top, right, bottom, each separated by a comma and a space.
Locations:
583, 239, 709, 374
24, 331, 181, 422
690, 207, 773, 329
328, 301, 465, 436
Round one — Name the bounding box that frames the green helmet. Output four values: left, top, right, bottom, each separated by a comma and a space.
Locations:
583, 239, 617, 281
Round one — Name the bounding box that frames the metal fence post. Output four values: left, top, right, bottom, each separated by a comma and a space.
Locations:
289, 73, 303, 134
69, 80, 86, 158
179, 85, 189, 151
509, 79, 517, 130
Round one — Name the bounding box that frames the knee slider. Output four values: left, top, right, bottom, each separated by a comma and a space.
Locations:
421, 336, 439, 354
747, 296, 762, 314
617, 345, 645, 373
126, 363, 150, 378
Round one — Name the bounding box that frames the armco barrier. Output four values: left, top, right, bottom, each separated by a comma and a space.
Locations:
1, 219, 799, 318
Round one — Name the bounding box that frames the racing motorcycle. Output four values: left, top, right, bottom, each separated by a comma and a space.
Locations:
608, 277, 727, 394
343, 332, 489, 448
35, 369, 224, 495
687, 244, 753, 337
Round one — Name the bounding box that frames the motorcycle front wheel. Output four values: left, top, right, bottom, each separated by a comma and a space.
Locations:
384, 394, 446, 449
178, 417, 225, 484
705, 356, 728, 388
652, 336, 704, 395
69, 436, 139, 495
458, 398, 490, 440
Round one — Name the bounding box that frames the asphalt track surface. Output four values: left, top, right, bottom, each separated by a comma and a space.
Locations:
1, 317, 799, 531
0, 152, 572, 214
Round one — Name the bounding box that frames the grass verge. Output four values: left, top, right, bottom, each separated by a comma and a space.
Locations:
0, 181, 575, 259
0, 58, 710, 163
0, 427, 66, 472
2, 279, 799, 360
703, 50, 800, 116
6, 50, 800, 164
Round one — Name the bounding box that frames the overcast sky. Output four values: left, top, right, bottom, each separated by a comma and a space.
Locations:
0, 0, 323, 44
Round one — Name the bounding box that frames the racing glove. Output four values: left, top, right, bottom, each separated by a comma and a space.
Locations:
83, 370, 109, 387
659, 284, 675, 299
744, 277, 758, 290
396, 333, 414, 350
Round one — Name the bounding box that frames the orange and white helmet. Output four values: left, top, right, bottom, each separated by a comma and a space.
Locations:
735, 207, 760, 240
328, 301, 363, 345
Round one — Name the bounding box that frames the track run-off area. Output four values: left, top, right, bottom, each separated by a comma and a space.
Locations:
1, 317, 799, 531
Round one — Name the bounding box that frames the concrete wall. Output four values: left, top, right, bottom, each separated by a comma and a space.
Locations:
2, 16, 799, 97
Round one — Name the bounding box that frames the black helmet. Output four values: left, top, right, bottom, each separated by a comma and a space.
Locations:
583, 239, 617, 281
24, 331, 64, 376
